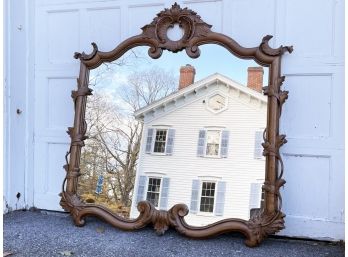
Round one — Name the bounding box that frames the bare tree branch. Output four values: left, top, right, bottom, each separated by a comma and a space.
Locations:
78, 63, 176, 211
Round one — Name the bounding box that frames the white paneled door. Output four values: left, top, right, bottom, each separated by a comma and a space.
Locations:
32, 0, 225, 211
5, 0, 344, 240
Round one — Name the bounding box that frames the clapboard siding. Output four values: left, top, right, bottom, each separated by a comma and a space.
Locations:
130, 83, 267, 224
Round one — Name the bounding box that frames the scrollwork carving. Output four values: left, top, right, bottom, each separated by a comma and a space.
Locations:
259, 35, 293, 56
141, 2, 212, 54
61, 2, 293, 247
74, 42, 99, 61
247, 210, 285, 246
60, 192, 87, 226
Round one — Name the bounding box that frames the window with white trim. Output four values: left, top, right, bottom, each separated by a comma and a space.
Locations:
197, 129, 229, 158
254, 130, 265, 159
146, 177, 161, 207
205, 130, 221, 156
153, 129, 167, 153
199, 181, 216, 213
145, 127, 175, 155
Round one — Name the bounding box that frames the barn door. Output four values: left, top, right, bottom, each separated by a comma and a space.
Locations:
32, 1, 166, 210
33, 5, 79, 210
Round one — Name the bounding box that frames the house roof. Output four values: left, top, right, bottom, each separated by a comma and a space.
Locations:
134, 73, 267, 119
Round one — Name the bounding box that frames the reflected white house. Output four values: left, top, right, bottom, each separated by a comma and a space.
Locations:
130, 65, 267, 226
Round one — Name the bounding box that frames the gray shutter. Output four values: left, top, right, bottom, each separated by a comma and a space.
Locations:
145, 128, 155, 153
136, 175, 147, 204
159, 177, 170, 210
165, 129, 175, 155
95, 175, 104, 195
214, 181, 226, 216
249, 183, 262, 209
197, 130, 206, 157
254, 131, 263, 159
190, 179, 200, 214
220, 130, 229, 158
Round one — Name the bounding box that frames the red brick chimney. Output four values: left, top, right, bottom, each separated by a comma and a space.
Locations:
179, 64, 196, 90
247, 67, 264, 93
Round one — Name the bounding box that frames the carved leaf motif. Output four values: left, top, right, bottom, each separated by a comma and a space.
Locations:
61, 2, 293, 247
152, 211, 170, 235
248, 211, 285, 244
279, 91, 289, 105
277, 134, 287, 147
139, 3, 212, 54
60, 193, 87, 226
60, 193, 84, 213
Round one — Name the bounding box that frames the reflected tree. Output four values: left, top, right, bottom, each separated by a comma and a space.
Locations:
78, 61, 177, 217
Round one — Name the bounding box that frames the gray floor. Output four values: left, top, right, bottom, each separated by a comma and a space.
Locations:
4, 210, 344, 257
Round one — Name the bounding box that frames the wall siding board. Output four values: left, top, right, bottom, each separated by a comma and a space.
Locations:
131, 85, 268, 224
5, 0, 344, 240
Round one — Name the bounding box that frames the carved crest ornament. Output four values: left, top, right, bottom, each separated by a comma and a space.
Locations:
60, 3, 293, 247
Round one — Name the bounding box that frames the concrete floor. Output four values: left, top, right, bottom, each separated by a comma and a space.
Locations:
4, 210, 345, 257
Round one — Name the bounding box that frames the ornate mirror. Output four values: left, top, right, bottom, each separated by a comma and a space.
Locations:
60, 3, 293, 247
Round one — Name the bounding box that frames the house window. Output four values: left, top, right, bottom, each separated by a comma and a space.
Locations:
153, 129, 167, 153
254, 130, 264, 159
146, 177, 161, 207
205, 130, 221, 156
199, 181, 216, 213
145, 128, 175, 155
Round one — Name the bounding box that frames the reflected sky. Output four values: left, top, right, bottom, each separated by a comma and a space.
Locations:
154, 44, 268, 85
89, 44, 269, 110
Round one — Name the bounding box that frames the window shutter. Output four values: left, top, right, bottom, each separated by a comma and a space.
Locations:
95, 175, 104, 195
214, 181, 226, 216
254, 131, 264, 159
165, 129, 175, 155
197, 130, 206, 157
145, 128, 155, 153
249, 183, 263, 209
136, 175, 147, 204
190, 179, 200, 214
159, 177, 170, 210
220, 130, 230, 158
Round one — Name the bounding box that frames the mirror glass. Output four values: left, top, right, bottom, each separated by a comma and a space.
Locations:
77, 45, 269, 225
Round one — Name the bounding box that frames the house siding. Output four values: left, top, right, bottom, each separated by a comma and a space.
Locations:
130, 83, 267, 225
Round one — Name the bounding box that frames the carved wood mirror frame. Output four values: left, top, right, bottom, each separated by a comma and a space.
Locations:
60, 3, 293, 247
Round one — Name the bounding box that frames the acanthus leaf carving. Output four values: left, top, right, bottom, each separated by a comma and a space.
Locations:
66, 127, 74, 136
140, 3, 212, 55
60, 192, 86, 226
152, 210, 170, 235
135, 201, 189, 235
277, 134, 287, 148
61, 2, 293, 247
247, 210, 285, 245
262, 86, 288, 106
